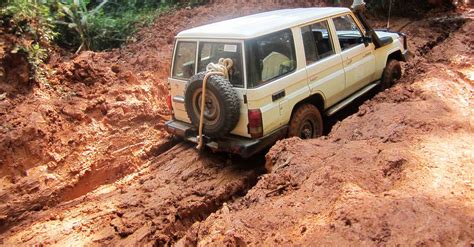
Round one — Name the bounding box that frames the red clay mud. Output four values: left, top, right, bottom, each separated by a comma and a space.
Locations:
0, 1, 331, 233
0, 144, 263, 245
0, 1, 472, 246
179, 16, 474, 246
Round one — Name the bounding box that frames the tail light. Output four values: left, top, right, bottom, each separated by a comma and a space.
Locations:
248, 109, 263, 138
166, 95, 173, 112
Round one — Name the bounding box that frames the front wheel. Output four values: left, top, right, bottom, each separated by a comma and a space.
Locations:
380, 59, 402, 90
288, 104, 323, 139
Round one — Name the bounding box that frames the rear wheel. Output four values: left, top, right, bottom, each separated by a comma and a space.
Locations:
380, 59, 402, 90
288, 104, 323, 139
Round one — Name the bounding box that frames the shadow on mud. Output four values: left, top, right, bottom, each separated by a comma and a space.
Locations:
323, 87, 380, 135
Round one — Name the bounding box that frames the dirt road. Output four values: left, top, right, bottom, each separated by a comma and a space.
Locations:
0, 2, 472, 246
1, 143, 265, 245
0, 1, 329, 232
179, 13, 474, 246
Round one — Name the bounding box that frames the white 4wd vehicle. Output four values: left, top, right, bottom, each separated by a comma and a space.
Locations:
165, 6, 408, 158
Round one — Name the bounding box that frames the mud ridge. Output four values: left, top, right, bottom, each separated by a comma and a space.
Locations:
0, 143, 266, 245
58, 138, 180, 203
177, 16, 474, 246
416, 16, 466, 56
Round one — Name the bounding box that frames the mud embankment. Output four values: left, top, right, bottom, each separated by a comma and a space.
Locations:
1, 2, 472, 246
178, 16, 474, 246
0, 143, 265, 245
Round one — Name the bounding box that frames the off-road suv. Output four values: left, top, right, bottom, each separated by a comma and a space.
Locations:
165, 6, 408, 158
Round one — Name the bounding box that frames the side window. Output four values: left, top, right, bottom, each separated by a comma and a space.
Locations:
197, 42, 244, 87
246, 29, 297, 88
172, 41, 197, 79
333, 15, 364, 51
301, 20, 335, 65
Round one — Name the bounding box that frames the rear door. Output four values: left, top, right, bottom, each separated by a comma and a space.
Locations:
332, 14, 376, 97
169, 39, 250, 137
169, 40, 197, 123
301, 19, 345, 109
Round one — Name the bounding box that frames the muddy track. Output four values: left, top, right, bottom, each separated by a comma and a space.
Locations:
177, 15, 473, 246
0, 142, 266, 245
0, 10, 471, 246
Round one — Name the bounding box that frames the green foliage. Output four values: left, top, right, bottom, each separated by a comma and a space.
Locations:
0, 0, 177, 83
54, 0, 107, 52
55, 0, 175, 52
1, 0, 58, 43
2, 0, 179, 55
0, 0, 59, 82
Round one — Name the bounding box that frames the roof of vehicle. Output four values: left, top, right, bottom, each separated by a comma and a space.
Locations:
176, 7, 350, 39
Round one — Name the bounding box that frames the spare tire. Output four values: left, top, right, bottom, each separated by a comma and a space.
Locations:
185, 72, 240, 138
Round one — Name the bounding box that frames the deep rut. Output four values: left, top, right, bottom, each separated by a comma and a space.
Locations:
0, 13, 470, 247
0, 142, 266, 245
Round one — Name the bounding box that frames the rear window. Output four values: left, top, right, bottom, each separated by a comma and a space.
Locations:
197, 42, 244, 88
172, 41, 197, 79
245, 29, 296, 88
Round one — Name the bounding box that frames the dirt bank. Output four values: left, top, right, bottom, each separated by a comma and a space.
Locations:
0, 49, 172, 231
0, 143, 264, 245
1, 1, 472, 246
179, 15, 474, 246
0, 0, 330, 240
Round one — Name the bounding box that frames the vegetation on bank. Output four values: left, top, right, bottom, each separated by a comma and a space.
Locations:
0, 0, 195, 82
0, 0, 184, 52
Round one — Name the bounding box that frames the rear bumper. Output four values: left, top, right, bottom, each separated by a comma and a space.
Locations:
165, 120, 288, 158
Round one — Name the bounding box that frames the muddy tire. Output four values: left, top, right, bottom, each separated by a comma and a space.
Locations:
185, 72, 240, 138
288, 104, 323, 139
380, 59, 402, 90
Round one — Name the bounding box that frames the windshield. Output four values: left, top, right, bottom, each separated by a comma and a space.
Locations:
197, 42, 244, 88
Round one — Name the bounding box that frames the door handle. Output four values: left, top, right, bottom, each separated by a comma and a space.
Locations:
363, 52, 371, 58
347, 58, 353, 64
272, 90, 286, 102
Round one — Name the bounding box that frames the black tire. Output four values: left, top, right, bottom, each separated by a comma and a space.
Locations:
185, 72, 240, 138
380, 59, 402, 90
288, 104, 323, 139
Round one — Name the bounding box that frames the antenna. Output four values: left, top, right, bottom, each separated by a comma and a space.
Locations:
387, 0, 393, 29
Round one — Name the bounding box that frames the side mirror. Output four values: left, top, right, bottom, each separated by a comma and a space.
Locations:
363, 35, 372, 46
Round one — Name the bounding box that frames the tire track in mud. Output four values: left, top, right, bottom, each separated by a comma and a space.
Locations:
169, 13, 470, 245
176, 15, 474, 246
0, 14, 469, 246
0, 135, 177, 235
57, 138, 180, 203
0, 142, 266, 245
